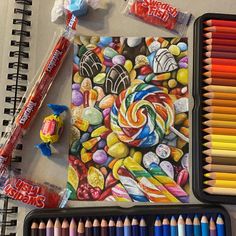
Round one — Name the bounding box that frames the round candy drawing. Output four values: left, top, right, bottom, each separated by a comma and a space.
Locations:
68, 36, 189, 203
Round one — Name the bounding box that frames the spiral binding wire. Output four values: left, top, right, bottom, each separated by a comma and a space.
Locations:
1, 0, 32, 235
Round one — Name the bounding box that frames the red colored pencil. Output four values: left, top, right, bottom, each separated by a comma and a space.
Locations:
205, 45, 236, 53
205, 26, 236, 33
205, 19, 236, 28
204, 58, 236, 66
204, 71, 236, 79
205, 51, 236, 59
204, 78, 236, 86
204, 32, 236, 40
204, 38, 236, 46
205, 65, 236, 74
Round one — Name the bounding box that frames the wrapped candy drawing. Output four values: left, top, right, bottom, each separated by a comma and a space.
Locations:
36, 104, 68, 157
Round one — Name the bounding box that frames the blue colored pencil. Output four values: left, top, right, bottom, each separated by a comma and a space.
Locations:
170, 216, 178, 236
154, 216, 162, 236
124, 217, 131, 236
201, 215, 209, 236
163, 218, 170, 236
139, 218, 147, 236
177, 215, 185, 236
193, 215, 201, 236
116, 218, 124, 236
209, 217, 216, 236
216, 215, 225, 236
131, 218, 139, 236
108, 218, 115, 236
185, 217, 193, 236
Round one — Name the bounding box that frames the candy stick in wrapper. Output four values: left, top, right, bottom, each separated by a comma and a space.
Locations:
0, 14, 77, 171
148, 162, 189, 202
117, 167, 148, 202
123, 157, 179, 203
111, 183, 132, 202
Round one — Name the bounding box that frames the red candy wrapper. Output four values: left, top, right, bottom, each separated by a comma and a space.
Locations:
123, 0, 192, 35
2, 175, 70, 208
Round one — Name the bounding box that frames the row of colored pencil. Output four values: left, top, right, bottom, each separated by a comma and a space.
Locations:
203, 18, 236, 196
30, 214, 225, 236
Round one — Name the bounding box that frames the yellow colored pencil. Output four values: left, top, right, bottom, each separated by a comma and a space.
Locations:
204, 164, 236, 173
204, 141, 236, 151
204, 85, 236, 93
204, 99, 236, 107
204, 134, 236, 142
203, 120, 236, 128
203, 106, 236, 114
204, 187, 236, 195
205, 156, 236, 165
204, 149, 236, 157
204, 113, 236, 121
205, 180, 236, 188
204, 172, 236, 180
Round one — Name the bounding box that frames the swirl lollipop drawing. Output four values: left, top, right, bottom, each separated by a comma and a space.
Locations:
110, 81, 189, 148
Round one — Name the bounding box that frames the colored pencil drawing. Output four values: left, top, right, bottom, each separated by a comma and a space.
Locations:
68, 36, 189, 202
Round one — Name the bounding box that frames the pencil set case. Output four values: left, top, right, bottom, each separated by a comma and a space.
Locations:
23, 204, 231, 236
193, 13, 236, 204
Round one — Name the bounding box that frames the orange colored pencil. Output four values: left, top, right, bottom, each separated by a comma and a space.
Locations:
205, 45, 236, 53
204, 113, 236, 121
205, 51, 236, 59
203, 120, 236, 128
204, 78, 236, 86
204, 58, 236, 66
204, 99, 236, 107
204, 85, 236, 93
204, 106, 236, 114
204, 71, 236, 79
204, 92, 236, 100
205, 19, 236, 28
205, 64, 236, 73
204, 26, 236, 33
204, 38, 236, 46
204, 127, 236, 135
204, 32, 236, 40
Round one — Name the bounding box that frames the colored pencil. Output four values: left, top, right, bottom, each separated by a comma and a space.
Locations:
170, 216, 177, 236
204, 98, 236, 107
108, 218, 116, 236
204, 32, 236, 40
139, 218, 147, 236
92, 219, 100, 236
216, 215, 225, 236
204, 78, 236, 86
204, 141, 236, 150
70, 218, 77, 236
116, 218, 124, 236
204, 105, 236, 113
177, 215, 185, 236
204, 186, 236, 195
101, 219, 108, 236
204, 113, 236, 121
131, 218, 139, 236
204, 70, 236, 78
203, 120, 236, 128
31, 222, 38, 236
204, 127, 236, 135
124, 217, 131, 236
205, 51, 236, 59
162, 218, 170, 236
204, 164, 236, 173
185, 217, 193, 236
85, 219, 92, 236
78, 219, 85, 236
204, 38, 236, 46
205, 179, 236, 188
203, 92, 236, 100
205, 172, 236, 180
205, 156, 236, 165
201, 216, 209, 236
205, 19, 236, 28
193, 215, 201, 236
54, 218, 62, 236
39, 221, 46, 236
204, 149, 236, 157
154, 216, 162, 236
204, 85, 236, 94
205, 45, 236, 53
46, 219, 54, 236
62, 219, 69, 236
204, 57, 236, 66
205, 64, 236, 73
209, 217, 216, 236
205, 26, 236, 33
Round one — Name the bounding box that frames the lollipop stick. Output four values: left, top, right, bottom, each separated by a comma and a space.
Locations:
170, 126, 189, 143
